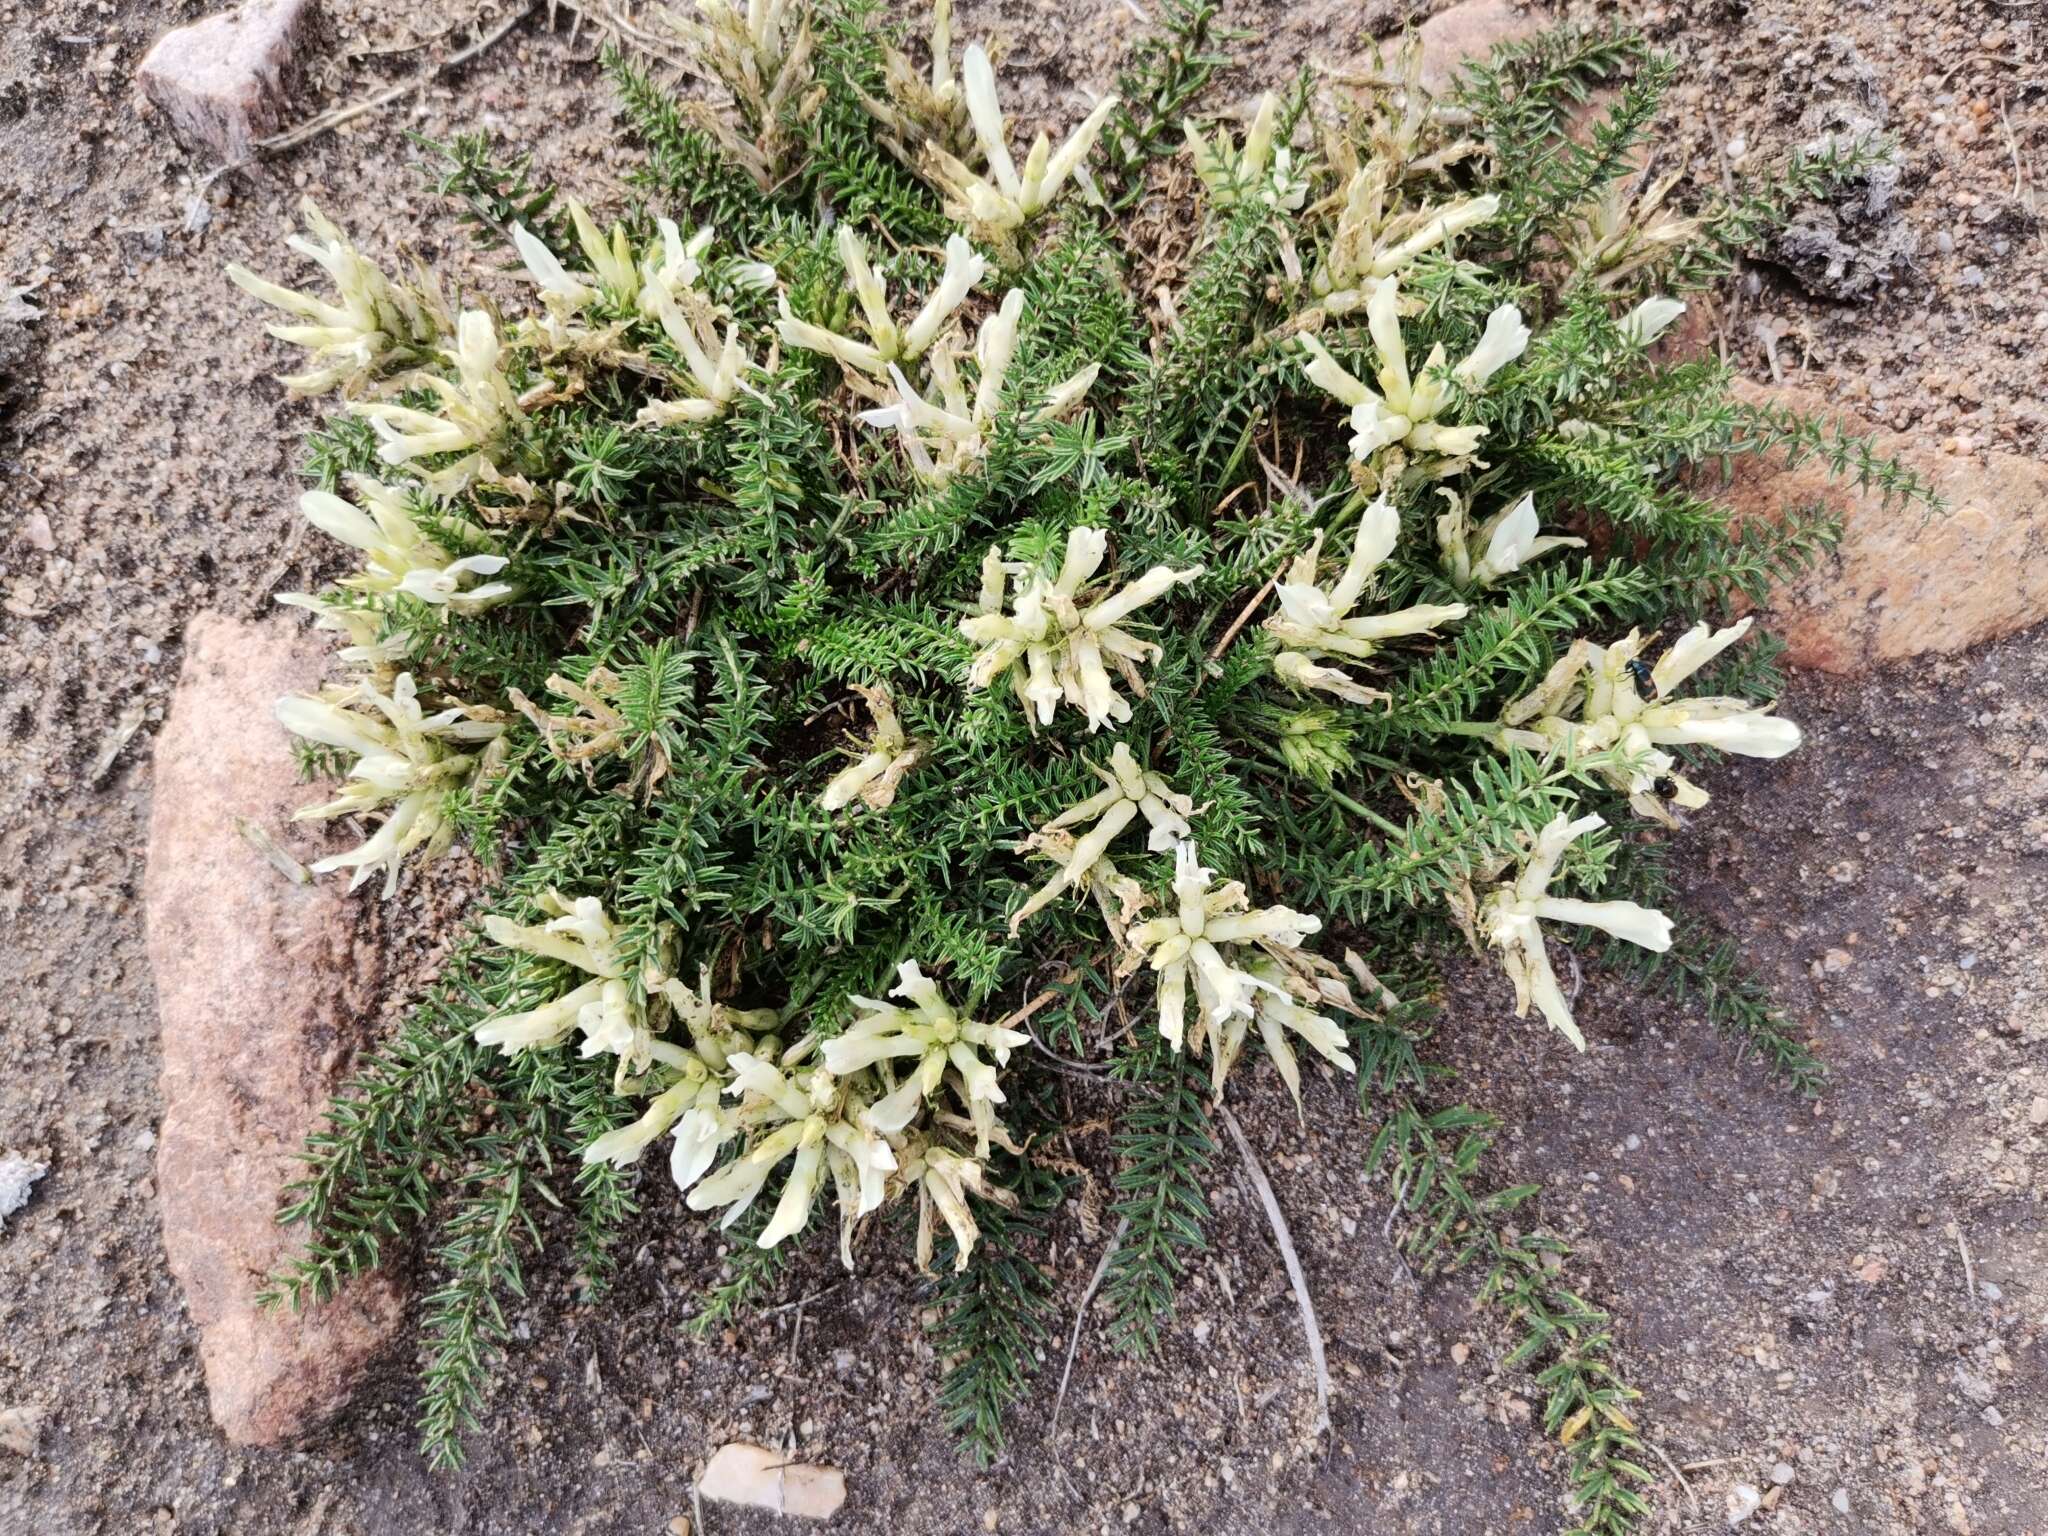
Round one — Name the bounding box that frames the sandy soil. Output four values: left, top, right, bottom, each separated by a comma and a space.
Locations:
0, 0, 2043, 1531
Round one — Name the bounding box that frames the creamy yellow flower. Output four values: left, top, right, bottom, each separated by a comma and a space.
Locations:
1297, 275, 1526, 465
1435, 490, 1584, 590
923, 42, 1118, 255
292, 475, 515, 614
1266, 496, 1466, 701
818, 685, 922, 812
1126, 842, 1328, 1073
961, 526, 1203, 729
1498, 616, 1802, 825
1011, 742, 1192, 930
226, 200, 443, 394
275, 673, 502, 896
1185, 92, 1307, 211
824, 961, 1027, 1155
1481, 812, 1673, 1049
350, 310, 522, 494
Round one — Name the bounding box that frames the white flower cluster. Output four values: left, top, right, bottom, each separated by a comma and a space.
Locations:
778, 227, 984, 388
1006, 749, 1359, 1107
350, 309, 525, 497
778, 225, 1100, 486
1125, 844, 1357, 1111
1265, 495, 1467, 705
923, 43, 1119, 256
1010, 741, 1192, 931
1298, 273, 1528, 471
1311, 174, 1498, 309
474, 923, 1024, 1271
511, 205, 764, 426
1498, 616, 1802, 826
1184, 92, 1308, 212
1433, 489, 1584, 591
961, 526, 1203, 730
1480, 813, 1673, 1049
275, 674, 505, 895
227, 200, 445, 395
288, 474, 515, 617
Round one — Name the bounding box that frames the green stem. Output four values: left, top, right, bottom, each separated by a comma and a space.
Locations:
1249, 743, 1404, 835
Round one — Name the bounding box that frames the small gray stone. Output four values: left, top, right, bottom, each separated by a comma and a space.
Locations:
1953, 1365, 1996, 1405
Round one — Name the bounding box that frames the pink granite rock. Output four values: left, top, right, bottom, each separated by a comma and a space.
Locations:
145, 610, 401, 1446
1417, 0, 1545, 92
136, 0, 319, 163
1721, 379, 2048, 673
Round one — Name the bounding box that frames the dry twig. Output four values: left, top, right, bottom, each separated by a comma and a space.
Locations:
255, 3, 537, 157
1219, 1103, 1331, 1437
1050, 1216, 1130, 1440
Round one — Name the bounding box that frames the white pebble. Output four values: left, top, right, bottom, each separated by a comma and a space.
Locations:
1726, 1484, 1762, 1525
0, 1156, 47, 1232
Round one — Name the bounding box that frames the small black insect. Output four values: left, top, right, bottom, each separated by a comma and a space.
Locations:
1624, 657, 1659, 699
1652, 775, 1678, 799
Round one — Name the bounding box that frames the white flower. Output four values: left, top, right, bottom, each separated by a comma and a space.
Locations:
925, 42, 1119, 255
1211, 957, 1357, 1115
778, 229, 987, 380
293, 474, 515, 613
1011, 742, 1193, 930
851, 283, 1097, 486
818, 685, 923, 811
276, 673, 503, 895
824, 961, 1027, 1155
1481, 812, 1673, 1049
900, 1137, 1015, 1273
1435, 490, 1584, 589
1272, 650, 1386, 707
661, 0, 815, 187
226, 200, 443, 395
669, 1075, 745, 1194
511, 222, 598, 315
1498, 616, 1802, 825
1618, 295, 1686, 347
658, 965, 783, 1071
583, 1075, 704, 1168
273, 592, 413, 668
1265, 496, 1467, 701
471, 890, 706, 1088
482, 888, 629, 977
961, 526, 1203, 730
473, 978, 612, 1056
637, 292, 755, 427
1126, 843, 1332, 1082
351, 310, 522, 494
1297, 276, 1525, 465
1312, 169, 1499, 303
640, 218, 716, 312
1452, 304, 1531, 391
1185, 92, 1307, 211
687, 1055, 897, 1265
